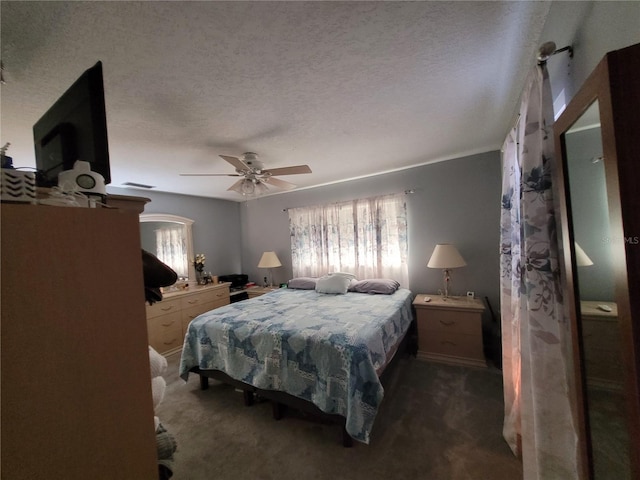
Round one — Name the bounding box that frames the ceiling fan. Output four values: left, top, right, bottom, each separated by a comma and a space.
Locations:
180, 152, 312, 196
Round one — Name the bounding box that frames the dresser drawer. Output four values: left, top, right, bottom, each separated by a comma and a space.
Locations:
147, 311, 183, 353
417, 309, 481, 336
181, 288, 229, 309
181, 298, 230, 330
146, 285, 232, 355
182, 303, 214, 330
146, 298, 181, 319
422, 331, 484, 361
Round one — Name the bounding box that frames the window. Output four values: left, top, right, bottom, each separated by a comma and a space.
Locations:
288, 193, 408, 285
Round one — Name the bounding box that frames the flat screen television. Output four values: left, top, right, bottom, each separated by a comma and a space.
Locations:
33, 61, 111, 187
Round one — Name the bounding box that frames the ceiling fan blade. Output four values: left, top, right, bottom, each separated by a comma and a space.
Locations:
264, 176, 297, 190
263, 165, 311, 176
179, 173, 242, 176
220, 155, 249, 172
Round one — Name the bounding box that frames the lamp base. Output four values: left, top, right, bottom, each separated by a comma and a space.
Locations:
442, 269, 452, 299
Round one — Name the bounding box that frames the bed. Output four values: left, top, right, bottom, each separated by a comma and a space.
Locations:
179, 286, 415, 445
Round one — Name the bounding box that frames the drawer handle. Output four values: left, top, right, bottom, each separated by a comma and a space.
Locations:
441, 340, 457, 347
439, 320, 455, 326
163, 339, 178, 345
160, 306, 174, 311
161, 321, 175, 327
216, 293, 225, 297
187, 299, 199, 304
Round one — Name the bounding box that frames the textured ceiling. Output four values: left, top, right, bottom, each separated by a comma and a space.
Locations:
1, 1, 551, 201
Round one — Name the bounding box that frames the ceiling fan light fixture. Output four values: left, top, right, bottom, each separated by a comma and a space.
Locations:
241, 178, 255, 195
254, 181, 269, 195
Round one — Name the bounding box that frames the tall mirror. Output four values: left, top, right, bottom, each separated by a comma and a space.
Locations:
140, 214, 195, 283
554, 43, 640, 479
563, 100, 629, 478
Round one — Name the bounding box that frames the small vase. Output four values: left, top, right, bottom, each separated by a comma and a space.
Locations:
196, 270, 206, 285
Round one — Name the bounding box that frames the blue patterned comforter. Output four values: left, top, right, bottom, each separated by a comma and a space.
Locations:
179, 288, 414, 443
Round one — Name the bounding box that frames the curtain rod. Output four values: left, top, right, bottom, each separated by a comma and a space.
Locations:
537, 41, 573, 65
282, 190, 415, 212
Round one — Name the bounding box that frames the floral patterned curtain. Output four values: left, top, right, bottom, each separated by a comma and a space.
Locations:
500, 65, 579, 478
288, 193, 408, 285
155, 226, 188, 279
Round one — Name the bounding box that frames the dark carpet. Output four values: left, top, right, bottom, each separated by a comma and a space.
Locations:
156, 353, 522, 479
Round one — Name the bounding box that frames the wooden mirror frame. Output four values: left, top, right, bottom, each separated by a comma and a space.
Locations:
139, 213, 196, 283
554, 43, 640, 478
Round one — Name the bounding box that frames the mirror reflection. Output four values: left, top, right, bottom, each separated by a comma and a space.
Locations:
140, 214, 194, 282
564, 100, 630, 478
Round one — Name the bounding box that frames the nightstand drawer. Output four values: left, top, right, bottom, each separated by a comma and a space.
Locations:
581, 317, 620, 353
418, 309, 480, 335
423, 331, 484, 361
584, 347, 623, 383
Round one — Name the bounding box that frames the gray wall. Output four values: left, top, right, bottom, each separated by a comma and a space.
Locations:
107, 186, 243, 277
239, 151, 502, 315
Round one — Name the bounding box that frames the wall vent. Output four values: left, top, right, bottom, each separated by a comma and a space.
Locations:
122, 182, 155, 189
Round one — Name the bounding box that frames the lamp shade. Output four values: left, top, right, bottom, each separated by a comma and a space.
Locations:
257, 251, 282, 268
427, 244, 467, 269
574, 242, 594, 267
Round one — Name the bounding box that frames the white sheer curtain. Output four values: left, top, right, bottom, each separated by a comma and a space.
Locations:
155, 226, 188, 279
500, 64, 579, 478
288, 193, 408, 285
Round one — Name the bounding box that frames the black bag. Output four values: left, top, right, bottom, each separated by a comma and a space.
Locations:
142, 250, 178, 304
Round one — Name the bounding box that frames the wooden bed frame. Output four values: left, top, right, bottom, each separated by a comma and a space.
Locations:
190, 319, 417, 447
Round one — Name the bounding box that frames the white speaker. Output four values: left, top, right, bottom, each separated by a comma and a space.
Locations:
58, 160, 106, 197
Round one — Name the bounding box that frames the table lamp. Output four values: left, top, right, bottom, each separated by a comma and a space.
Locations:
427, 244, 467, 299
575, 242, 594, 267
257, 251, 282, 287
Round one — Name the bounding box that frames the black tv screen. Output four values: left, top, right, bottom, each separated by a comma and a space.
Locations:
33, 61, 111, 187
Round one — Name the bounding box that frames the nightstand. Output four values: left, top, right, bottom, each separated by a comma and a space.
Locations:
580, 300, 622, 390
247, 286, 279, 299
413, 294, 486, 367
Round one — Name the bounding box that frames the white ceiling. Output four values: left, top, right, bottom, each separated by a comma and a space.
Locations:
1, 1, 551, 202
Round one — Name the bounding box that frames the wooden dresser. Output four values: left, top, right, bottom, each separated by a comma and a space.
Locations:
413, 294, 486, 367
146, 283, 231, 355
1, 204, 157, 479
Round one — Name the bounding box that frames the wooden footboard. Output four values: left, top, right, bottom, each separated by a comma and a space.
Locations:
191, 319, 416, 447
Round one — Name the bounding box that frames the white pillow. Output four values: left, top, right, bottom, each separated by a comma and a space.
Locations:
329, 272, 357, 280
315, 274, 352, 294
